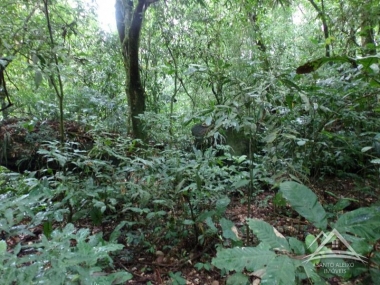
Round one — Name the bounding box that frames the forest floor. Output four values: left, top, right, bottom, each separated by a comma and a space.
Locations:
1, 119, 379, 284
118, 177, 378, 285
4, 171, 378, 285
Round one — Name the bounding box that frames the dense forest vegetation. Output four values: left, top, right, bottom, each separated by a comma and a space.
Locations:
0, 0, 380, 284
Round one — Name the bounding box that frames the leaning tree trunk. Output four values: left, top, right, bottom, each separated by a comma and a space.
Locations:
308, 0, 331, 57
115, 0, 155, 140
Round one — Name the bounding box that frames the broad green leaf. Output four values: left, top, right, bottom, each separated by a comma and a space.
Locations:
205, 216, 218, 233
261, 255, 296, 285
220, 218, 239, 241
351, 239, 373, 255
226, 272, 249, 285
288, 237, 305, 255
247, 219, 290, 251
212, 247, 276, 272
370, 268, 380, 284
334, 206, 380, 241
216, 197, 230, 212
232, 179, 250, 189
333, 199, 351, 211
279, 181, 327, 230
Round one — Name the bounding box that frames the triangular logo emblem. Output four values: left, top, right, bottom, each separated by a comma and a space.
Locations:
304, 229, 367, 263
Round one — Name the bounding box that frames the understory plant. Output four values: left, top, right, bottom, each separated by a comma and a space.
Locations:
0, 177, 131, 285
0, 224, 132, 285
212, 181, 380, 284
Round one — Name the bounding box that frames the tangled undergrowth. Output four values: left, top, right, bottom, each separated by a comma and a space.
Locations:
0, 130, 379, 284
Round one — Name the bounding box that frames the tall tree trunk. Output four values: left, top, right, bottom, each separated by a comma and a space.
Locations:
115, 0, 154, 140
360, 4, 376, 55
308, 0, 331, 57
43, 0, 65, 144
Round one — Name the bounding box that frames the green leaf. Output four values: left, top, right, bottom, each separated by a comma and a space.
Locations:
370, 267, 380, 284
232, 179, 250, 189
361, 146, 373, 152
169, 271, 186, 285
297, 140, 306, 146
220, 218, 239, 241
226, 272, 249, 285
273, 192, 287, 207
333, 199, 351, 211
300, 93, 310, 111
4, 209, 13, 225
247, 219, 290, 251
216, 197, 230, 212
183, 219, 195, 225
95, 271, 133, 284
212, 247, 276, 272
261, 255, 296, 285
43, 221, 53, 239
109, 221, 127, 243
298, 260, 325, 284
54, 209, 66, 222
288, 237, 305, 255
351, 239, 372, 255
196, 210, 215, 223
34, 70, 43, 88
325, 36, 335, 45
203, 262, 212, 271
0, 240, 7, 254
279, 181, 327, 230
334, 206, 380, 241
263, 131, 278, 143
305, 234, 318, 253
370, 63, 379, 74
204, 216, 218, 233
205, 116, 213, 126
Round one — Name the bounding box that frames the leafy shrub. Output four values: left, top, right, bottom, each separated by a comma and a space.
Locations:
0, 171, 131, 284
0, 224, 131, 284
212, 181, 380, 284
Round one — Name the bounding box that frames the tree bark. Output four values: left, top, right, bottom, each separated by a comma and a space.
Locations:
115, 0, 154, 140
308, 0, 331, 57
360, 3, 376, 55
